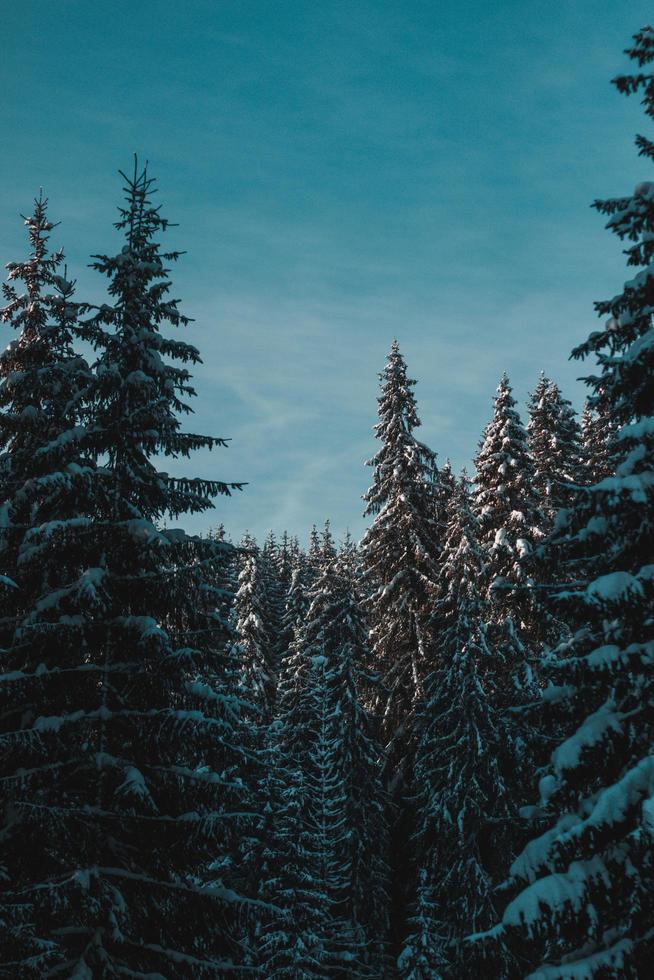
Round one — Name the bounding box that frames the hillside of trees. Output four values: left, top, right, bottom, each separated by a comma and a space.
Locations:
1, 25, 653, 980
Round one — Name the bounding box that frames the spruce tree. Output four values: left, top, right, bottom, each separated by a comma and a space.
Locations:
580, 398, 617, 485
360, 340, 442, 765
487, 29, 654, 977
436, 458, 457, 531
308, 523, 322, 571
0, 165, 251, 976
0, 197, 97, 975
473, 373, 546, 662
233, 545, 276, 721
276, 547, 313, 672
474, 373, 544, 603
527, 373, 582, 522
400, 477, 516, 980
264, 553, 391, 977
276, 530, 294, 594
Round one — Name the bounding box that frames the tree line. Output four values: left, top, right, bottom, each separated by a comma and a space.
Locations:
1, 24, 653, 980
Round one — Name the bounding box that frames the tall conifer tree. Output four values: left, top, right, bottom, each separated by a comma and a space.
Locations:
488, 29, 654, 977
527, 373, 582, 522
233, 546, 276, 720
580, 398, 617, 485
0, 198, 97, 975
473, 373, 546, 662
400, 477, 516, 979
0, 165, 251, 976
264, 552, 391, 977
361, 341, 442, 766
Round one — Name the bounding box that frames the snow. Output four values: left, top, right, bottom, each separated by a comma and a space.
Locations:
510, 814, 580, 882
590, 470, 654, 503
618, 415, 654, 441
551, 700, 623, 776
116, 766, 152, 802
586, 571, 643, 605
565, 755, 654, 843
538, 774, 558, 804
502, 855, 610, 934
540, 684, 576, 704
525, 938, 633, 979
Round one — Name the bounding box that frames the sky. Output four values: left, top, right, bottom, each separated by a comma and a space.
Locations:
1, 0, 652, 545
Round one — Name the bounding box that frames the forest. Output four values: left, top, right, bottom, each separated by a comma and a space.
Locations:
1, 23, 653, 980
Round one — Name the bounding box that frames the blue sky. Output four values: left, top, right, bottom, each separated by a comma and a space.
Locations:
1, 1, 652, 545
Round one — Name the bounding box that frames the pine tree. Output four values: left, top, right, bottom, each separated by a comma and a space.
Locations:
0, 195, 93, 616
487, 29, 654, 977
308, 523, 322, 571
276, 530, 294, 594
260, 530, 288, 674
473, 373, 546, 662
277, 547, 313, 672
0, 165, 252, 976
527, 373, 582, 522
436, 458, 457, 531
233, 545, 276, 720
264, 553, 392, 977
397, 869, 446, 980
320, 519, 336, 566
305, 521, 336, 581
254, 717, 329, 978
360, 340, 442, 765
400, 477, 516, 980
474, 373, 544, 602
580, 397, 618, 485
0, 196, 97, 975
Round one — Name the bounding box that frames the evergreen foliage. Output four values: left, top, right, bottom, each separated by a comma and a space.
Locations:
487, 28, 654, 978
233, 545, 276, 720
473, 372, 548, 672
527, 373, 582, 522
265, 552, 392, 977
0, 164, 251, 976
580, 398, 618, 485
361, 340, 442, 762
401, 477, 516, 979
474, 373, 544, 606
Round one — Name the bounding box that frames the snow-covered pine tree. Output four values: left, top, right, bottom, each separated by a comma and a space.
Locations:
527, 373, 582, 522
276, 530, 294, 594
250, 716, 322, 978
435, 458, 457, 531
400, 476, 516, 980
0, 164, 252, 976
305, 520, 336, 581
0, 197, 98, 974
361, 340, 442, 766
308, 523, 322, 569
233, 544, 276, 721
320, 518, 336, 565
0, 196, 93, 622
397, 869, 447, 980
486, 29, 654, 977
473, 372, 546, 661
580, 397, 618, 485
277, 545, 313, 670
474, 373, 544, 605
264, 551, 391, 978
260, 530, 288, 674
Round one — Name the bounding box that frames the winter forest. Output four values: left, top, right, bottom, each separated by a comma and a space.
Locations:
1, 21, 654, 980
